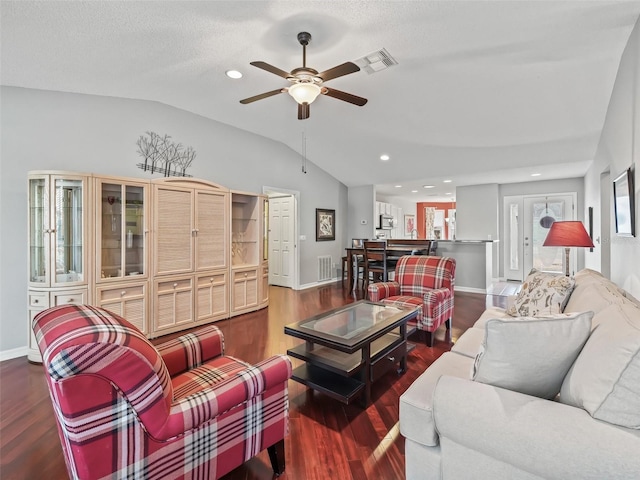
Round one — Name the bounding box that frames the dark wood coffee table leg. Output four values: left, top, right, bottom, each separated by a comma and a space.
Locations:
361, 344, 372, 406
399, 322, 407, 374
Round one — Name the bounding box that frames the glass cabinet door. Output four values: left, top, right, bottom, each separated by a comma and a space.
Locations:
124, 185, 145, 276
29, 177, 48, 284
98, 181, 146, 280
52, 178, 84, 284
29, 174, 86, 287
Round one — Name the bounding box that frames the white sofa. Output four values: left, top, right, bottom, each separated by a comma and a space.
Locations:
400, 269, 640, 480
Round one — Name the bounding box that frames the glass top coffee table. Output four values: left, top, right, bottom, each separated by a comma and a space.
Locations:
284, 300, 420, 406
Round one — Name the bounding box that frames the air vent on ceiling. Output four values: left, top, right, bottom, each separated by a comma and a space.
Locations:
355, 48, 398, 74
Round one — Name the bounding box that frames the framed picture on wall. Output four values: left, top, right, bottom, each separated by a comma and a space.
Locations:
404, 214, 415, 236
316, 208, 335, 241
613, 167, 635, 237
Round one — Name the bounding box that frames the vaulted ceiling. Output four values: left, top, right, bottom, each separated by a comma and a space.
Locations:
2, 1, 640, 201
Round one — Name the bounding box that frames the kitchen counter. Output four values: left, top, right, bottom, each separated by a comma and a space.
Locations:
432, 240, 498, 292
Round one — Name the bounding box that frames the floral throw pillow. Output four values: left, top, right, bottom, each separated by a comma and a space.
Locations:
507, 269, 575, 317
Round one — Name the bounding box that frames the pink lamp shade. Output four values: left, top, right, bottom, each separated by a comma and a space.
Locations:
543, 221, 594, 248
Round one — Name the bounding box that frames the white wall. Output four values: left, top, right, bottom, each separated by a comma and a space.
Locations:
347, 185, 376, 243
0, 86, 348, 353
585, 17, 640, 297
456, 184, 499, 240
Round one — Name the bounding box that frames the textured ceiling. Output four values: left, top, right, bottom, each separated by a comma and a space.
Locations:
2, 1, 640, 202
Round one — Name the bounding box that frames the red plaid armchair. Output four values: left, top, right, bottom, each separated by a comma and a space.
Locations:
368, 255, 456, 347
33, 304, 292, 480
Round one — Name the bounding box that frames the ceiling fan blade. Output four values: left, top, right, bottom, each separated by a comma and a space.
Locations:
322, 87, 368, 106
250, 61, 291, 79
316, 62, 360, 82
298, 103, 310, 120
239, 89, 284, 104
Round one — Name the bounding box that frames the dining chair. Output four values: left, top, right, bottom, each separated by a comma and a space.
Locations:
363, 240, 397, 294
367, 255, 456, 347
33, 304, 292, 480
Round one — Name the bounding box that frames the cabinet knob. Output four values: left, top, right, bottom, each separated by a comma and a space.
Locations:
33, 299, 39, 304
210, 278, 214, 283
173, 283, 178, 288
67, 298, 74, 303
121, 291, 126, 296
387, 356, 395, 362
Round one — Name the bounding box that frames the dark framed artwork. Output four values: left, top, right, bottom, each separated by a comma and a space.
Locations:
613, 167, 636, 237
316, 208, 335, 241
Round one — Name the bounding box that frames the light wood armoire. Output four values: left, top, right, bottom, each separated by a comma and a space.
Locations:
27, 172, 268, 362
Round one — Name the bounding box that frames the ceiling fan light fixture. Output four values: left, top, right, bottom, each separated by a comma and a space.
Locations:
288, 83, 321, 105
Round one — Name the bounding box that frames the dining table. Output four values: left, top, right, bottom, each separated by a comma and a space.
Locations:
345, 240, 434, 292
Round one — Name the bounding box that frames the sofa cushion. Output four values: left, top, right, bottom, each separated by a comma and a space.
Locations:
473, 306, 511, 329
450, 327, 486, 358
564, 281, 627, 315
473, 311, 593, 399
559, 302, 640, 429
573, 268, 628, 296
399, 351, 474, 447
507, 269, 575, 317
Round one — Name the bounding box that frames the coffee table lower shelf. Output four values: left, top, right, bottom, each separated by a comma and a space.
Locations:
291, 364, 365, 405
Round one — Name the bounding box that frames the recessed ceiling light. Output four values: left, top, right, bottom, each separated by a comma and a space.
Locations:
443, 179, 452, 183
380, 154, 390, 161
445, 192, 452, 195
394, 185, 402, 188
226, 70, 243, 79
531, 173, 541, 177
423, 185, 435, 189
411, 190, 418, 193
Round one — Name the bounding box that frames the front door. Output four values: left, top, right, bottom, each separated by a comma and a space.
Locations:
504, 193, 576, 281
268, 195, 295, 288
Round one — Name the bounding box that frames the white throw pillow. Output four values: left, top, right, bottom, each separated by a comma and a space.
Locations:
473, 312, 593, 399
560, 303, 640, 429
507, 269, 575, 317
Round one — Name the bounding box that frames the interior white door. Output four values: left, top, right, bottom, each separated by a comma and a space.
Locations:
523, 194, 576, 275
268, 195, 295, 288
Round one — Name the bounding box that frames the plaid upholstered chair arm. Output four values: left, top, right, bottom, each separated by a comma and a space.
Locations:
156, 325, 225, 376
159, 354, 293, 438
423, 287, 452, 304
368, 281, 401, 302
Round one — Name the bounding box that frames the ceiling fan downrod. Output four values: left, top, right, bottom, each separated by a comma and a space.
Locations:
298, 32, 311, 68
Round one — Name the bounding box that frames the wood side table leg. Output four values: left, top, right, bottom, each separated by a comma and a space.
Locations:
347, 253, 354, 291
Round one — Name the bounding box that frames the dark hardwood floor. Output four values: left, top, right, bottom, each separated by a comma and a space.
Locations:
0, 282, 489, 480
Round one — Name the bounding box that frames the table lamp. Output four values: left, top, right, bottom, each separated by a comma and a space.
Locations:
542, 221, 594, 276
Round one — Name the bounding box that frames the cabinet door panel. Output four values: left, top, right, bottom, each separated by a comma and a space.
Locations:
232, 268, 258, 312
196, 272, 228, 321
195, 191, 227, 270
154, 278, 194, 331
155, 188, 193, 275
97, 283, 147, 334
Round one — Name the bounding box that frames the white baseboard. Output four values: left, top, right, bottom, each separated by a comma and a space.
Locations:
0, 346, 28, 362
298, 277, 339, 290
454, 285, 486, 294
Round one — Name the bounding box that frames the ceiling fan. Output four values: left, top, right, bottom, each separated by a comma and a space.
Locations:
239, 32, 368, 120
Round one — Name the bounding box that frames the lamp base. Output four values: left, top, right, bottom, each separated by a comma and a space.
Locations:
564, 247, 570, 276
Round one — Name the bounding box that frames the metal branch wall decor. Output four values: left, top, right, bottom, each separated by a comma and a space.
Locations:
136, 131, 196, 177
